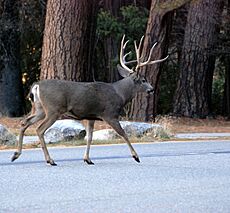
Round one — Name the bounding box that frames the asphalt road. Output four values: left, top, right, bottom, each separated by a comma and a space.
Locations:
0, 141, 230, 213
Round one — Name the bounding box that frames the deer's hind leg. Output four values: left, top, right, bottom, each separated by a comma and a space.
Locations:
104, 118, 140, 163
84, 120, 95, 165
36, 112, 59, 166
11, 102, 45, 162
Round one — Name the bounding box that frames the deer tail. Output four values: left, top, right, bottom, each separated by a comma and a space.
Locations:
29, 84, 40, 103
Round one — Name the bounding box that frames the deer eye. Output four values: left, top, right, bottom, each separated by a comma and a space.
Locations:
142, 79, 146, 83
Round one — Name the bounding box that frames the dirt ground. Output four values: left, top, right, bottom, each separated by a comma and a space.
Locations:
0, 115, 230, 136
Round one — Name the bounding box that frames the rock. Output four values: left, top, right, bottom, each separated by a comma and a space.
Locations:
44, 119, 86, 143
90, 121, 164, 140
120, 121, 162, 137
0, 124, 17, 145
90, 129, 118, 140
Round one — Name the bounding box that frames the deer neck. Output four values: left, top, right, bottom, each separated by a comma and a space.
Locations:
113, 77, 136, 104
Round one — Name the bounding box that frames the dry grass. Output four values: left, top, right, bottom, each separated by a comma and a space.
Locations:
156, 115, 230, 134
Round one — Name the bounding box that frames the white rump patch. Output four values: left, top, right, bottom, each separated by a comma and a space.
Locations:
31, 84, 40, 102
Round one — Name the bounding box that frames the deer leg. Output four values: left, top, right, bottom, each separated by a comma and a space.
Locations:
36, 113, 59, 166
83, 120, 95, 165
105, 119, 140, 163
11, 109, 45, 162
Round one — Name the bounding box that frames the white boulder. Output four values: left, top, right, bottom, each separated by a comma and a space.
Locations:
90, 129, 118, 140
90, 121, 164, 140
44, 119, 86, 143
0, 124, 17, 145
120, 121, 162, 137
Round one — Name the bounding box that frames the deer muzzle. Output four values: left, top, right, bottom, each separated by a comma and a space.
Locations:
147, 88, 154, 95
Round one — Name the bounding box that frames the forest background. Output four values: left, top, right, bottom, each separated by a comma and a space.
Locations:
0, 0, 229, 123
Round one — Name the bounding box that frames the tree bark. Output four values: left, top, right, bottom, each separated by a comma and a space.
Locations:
172, 4, 189, 62
224, 59, 230, 119
0, 0, 24, 117
128, 0, 172, 121
173, 0, 224, 118
223, 0, 230, 119
40, 0, 98, 81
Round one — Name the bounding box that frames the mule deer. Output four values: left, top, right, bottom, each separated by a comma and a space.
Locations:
12, 35, 168, 165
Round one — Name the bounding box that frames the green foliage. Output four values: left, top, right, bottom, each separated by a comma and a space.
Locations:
96, 6, 149, 81
19, 0, 46, 112
97, 5, 149, 41
212, 62, 225, 115
158, 63, 179, 115
120, 6, 148, 38
97, 10, 122, 37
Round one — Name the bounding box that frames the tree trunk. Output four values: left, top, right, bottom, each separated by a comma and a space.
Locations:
40, 0, 98, 81
128, 0, 172, 121
127, 0, 192, 121
223, 0, 230, 119
224, 59, 230, 119
173, 0, 224, 118
0, 0, 24, 117
173, 4, 189, 62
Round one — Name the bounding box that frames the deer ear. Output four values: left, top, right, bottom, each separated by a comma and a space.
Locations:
117, 64, 131, 78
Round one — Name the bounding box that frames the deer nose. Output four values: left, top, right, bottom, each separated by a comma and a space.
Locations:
147, 88, 154, 94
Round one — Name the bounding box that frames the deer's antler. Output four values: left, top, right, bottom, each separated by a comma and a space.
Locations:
120, 35, 135, 73
134, 36, 169, 71
120, 35, 169, 73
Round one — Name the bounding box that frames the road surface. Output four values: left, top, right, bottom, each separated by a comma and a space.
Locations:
0, 141, 230, 213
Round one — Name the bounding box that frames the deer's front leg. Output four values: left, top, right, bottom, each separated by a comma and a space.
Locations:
84, 120, 95, 165
104, 118, 140, 163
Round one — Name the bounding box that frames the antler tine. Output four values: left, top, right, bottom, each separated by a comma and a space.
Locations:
148, 55, 169, 65
124, 51, 136, 65
139, 41, 168, 67
123, 40, 129, 49
140, 42, 158, 66
134, 40, 139, 62
138, 35, 145, 50
137, 42, 157, 67
124, 51, 131, 59
120, 35, 134, 73
134, 35, 144, 71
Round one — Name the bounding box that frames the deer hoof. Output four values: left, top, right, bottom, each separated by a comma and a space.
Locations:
11, 152, 21, 162
133, 155, 140, 163
84, 159, 94, 165
47, 160, 57, 166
